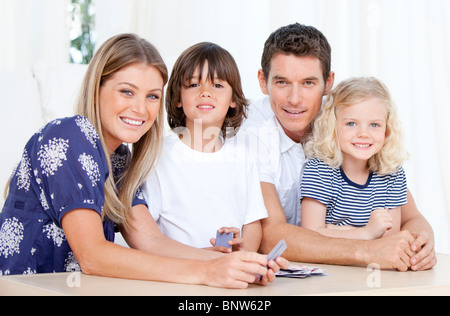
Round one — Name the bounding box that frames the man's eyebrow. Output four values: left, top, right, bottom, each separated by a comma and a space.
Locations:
303, 76, 320, 81
271, 75, 320, 81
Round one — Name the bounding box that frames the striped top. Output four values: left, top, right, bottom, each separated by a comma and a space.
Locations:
300, 158, 407, 227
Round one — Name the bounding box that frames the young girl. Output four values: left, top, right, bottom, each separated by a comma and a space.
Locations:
143, 42, 268, 252
301, 77, 409, 240
0, 34, 283, 288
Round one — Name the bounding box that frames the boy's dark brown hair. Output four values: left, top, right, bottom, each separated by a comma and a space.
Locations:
261, 23, 332, 82
166, 42, 248, 137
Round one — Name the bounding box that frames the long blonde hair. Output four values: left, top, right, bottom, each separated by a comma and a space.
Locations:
76, 33, 168, 230
305, 77, 409, 175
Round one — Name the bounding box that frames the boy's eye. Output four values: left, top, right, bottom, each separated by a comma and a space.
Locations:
370, 123, 380, 128
347, 122, 356, 127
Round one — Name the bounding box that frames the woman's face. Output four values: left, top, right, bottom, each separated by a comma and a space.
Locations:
99, 62, 164, 152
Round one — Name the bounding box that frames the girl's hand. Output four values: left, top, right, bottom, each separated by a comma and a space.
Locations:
365, 209, 393, 239
210, 227, 244, 252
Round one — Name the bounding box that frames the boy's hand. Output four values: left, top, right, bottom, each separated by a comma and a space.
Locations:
210, 227, 244, 252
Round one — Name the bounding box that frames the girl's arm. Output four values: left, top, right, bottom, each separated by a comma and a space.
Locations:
301, 198, 391, 240
382, 207, 401, 237
62, 207, 273, 289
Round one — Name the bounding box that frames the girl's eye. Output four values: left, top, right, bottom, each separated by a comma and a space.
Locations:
213, 83, 224, 88
347, 122, 356, 127
370, 123, 380, 128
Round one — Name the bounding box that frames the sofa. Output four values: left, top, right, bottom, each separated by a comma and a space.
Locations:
0, 61, 88, 202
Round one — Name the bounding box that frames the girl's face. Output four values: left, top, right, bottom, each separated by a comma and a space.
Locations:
99, 63, 164, 152
178, 61, 236, 132
336, 97, 388, 166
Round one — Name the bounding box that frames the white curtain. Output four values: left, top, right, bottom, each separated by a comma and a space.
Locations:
0, 0, 70, 70
1, 0, 449, 254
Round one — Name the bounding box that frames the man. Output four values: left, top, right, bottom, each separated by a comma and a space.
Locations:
243, 23, 436, 271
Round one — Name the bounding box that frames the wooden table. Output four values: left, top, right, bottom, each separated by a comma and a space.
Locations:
1, 254, 449, 296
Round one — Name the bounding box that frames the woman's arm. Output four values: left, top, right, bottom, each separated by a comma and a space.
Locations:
121, 204, 221, 260
62, 208, 273, 288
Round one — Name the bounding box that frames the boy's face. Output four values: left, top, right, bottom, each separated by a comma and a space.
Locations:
178, 61, 236, 133
258, 54, 334, 143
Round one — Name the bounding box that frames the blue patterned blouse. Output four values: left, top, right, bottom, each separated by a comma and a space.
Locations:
0, 116, 146, 275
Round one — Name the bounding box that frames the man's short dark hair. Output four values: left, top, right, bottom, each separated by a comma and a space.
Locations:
261, 23, 332, 82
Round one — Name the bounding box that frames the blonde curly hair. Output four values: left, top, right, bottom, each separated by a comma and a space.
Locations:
305, 77, 409, 175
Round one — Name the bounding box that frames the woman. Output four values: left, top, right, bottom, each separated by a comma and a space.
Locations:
0, 34, 285, 288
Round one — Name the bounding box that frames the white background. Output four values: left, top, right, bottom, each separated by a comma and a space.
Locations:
1, 0, 449, 254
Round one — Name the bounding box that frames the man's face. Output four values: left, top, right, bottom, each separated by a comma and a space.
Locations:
258, 54, 334, 143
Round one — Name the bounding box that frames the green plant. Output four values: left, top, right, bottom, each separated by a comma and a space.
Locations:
69, 0, 95, 64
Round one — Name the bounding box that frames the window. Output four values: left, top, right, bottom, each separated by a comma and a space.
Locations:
69, 0, 96, 64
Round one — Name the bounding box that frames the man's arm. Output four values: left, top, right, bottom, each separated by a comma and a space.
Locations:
259, 182, 416, 271
400, 189, 437, 271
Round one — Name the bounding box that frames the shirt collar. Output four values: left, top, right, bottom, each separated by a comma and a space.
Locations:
272, 116, 301, 154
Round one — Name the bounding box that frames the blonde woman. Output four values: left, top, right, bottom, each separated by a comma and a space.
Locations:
301, 77, 409, 240
0, 34, 285, 288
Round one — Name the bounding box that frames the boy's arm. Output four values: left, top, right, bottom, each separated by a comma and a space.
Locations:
242, 221, 263, 252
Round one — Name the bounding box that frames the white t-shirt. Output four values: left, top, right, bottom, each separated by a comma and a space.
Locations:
142, 132, 268, 248
242, 97, 308, 226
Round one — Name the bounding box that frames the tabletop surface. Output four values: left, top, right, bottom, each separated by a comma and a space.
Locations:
1, 254, 449, 296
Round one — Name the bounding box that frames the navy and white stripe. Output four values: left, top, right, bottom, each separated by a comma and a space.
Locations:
300, 158, 407, 227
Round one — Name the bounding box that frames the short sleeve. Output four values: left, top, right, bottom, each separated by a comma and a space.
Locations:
385, 167, 408, 209
32, 116, 108, 226
142, 171, 162, 222
300, 158, 335, 207
243, 152, 268, 225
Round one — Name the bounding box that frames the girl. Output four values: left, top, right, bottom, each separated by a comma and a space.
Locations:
301, 77, 409, 240
0, 34, 283, 288
143, 42, 268, 252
